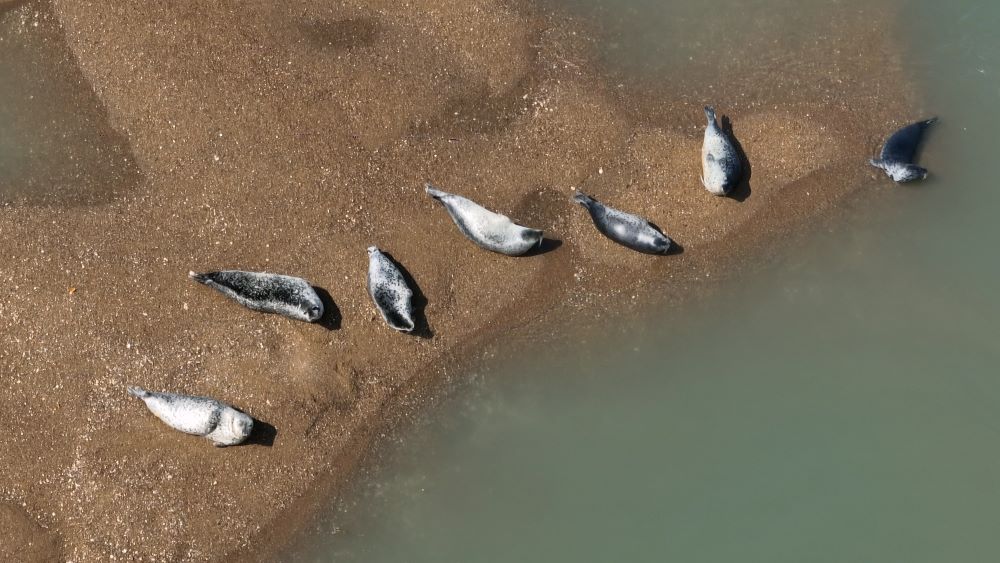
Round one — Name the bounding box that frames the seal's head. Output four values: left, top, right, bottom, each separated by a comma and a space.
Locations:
212, 409, 254, 446
871, 159, 928, 183
521, 228, 544, 249
290, 291, 324, 323
892, 164, 929, 183
647, 232, 673, 255
304, 300, 324, 322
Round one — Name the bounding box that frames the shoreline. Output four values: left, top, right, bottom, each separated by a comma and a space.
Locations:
245, 187, 894, 562
1, 0, 921, 560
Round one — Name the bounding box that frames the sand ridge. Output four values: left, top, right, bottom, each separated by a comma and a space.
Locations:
0, 0, 919, 560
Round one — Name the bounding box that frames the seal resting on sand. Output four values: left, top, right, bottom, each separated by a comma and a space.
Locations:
189, 270, 323, 323
127, 386, 253, 446
367, 246, 416, 332
425, 184, 543, 256
701, 106, 743, 196
572, 192, 672, 255
870, 118, 938, 183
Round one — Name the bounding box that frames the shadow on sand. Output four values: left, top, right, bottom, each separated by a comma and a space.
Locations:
523, 237, 562, 257
721, 115, 753, 202
245, 419, 277, 447
312, 286, 342, 330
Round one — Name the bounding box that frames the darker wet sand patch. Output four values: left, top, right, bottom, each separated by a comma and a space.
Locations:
0, 0, 921, 560
298, 17, 379, 51
0, 1, 140, 205
0, 502, 61, 562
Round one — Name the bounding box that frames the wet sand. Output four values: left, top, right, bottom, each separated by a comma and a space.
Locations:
0, 0, 919, 560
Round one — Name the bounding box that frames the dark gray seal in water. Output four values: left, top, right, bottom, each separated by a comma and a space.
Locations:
701, 106, 743, 196
189, 270, 323, 322
870, 118, 938, 183
367, 246, 416, 332
425, 184, 543, 256
127, 386, 253, 446
572, 191, 672, 255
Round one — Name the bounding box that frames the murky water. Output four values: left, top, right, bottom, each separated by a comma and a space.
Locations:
299, 0, 1000, 561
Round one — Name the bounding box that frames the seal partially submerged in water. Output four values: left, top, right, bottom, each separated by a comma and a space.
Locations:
425, 184, 543, 256
572, 192, 672, 255
128, 386, 253, 446
870, 118, 937, 183
701, 106, 743, 196
189, 270, 323, 323
367, 246, 416, 332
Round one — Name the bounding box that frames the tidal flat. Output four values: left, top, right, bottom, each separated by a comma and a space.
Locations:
0, 0, 920, 560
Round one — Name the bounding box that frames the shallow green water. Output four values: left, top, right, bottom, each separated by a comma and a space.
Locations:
302, 0, 1000, 561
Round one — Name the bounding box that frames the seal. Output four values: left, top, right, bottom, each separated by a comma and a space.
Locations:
189, 270, 323, 323
870, 118, 937, 183
425, 184, 543, 256
573, 192, 673, 255
127, 386, 253, 447
367, 246, 416, 332
701, 106, 743, 196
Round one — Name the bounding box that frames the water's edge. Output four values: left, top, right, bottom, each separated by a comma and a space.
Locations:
282, 0, 1000, 560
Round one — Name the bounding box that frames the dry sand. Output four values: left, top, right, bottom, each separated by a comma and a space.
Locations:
0, 0, 920, 560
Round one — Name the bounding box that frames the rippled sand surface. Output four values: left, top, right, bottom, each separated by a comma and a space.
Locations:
0, 0, 918, 559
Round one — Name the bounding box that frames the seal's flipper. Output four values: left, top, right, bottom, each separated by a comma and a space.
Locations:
572, 192, 596, 207
424, 184, 448, 200
188, 271, 212, 285
127, 386, 151, 399
880, 118, 937, 164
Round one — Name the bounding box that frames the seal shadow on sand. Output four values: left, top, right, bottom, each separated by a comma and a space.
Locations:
378, 251, 433, 339
522, 237, 562, 257
244, 417, 277, 447
311, 286, 342, 330
511, 188, 569, 257
721, 115, 753, 202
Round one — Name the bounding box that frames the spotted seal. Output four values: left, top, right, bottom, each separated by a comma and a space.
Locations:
425, 184, 543, 256
127, 386, 253, 446
870, 118, 937, 183
701, 106, 743, 196
189, 270, 323, 323
367, 246, 416, 332
573, 192, 672, 255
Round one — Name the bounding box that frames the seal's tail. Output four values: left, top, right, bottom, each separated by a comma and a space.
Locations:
188, 271, 211, 284
424, 183, 448, 200
127, 386, 151, 399
704, 106, 717, 124
572, 191, 595, 207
